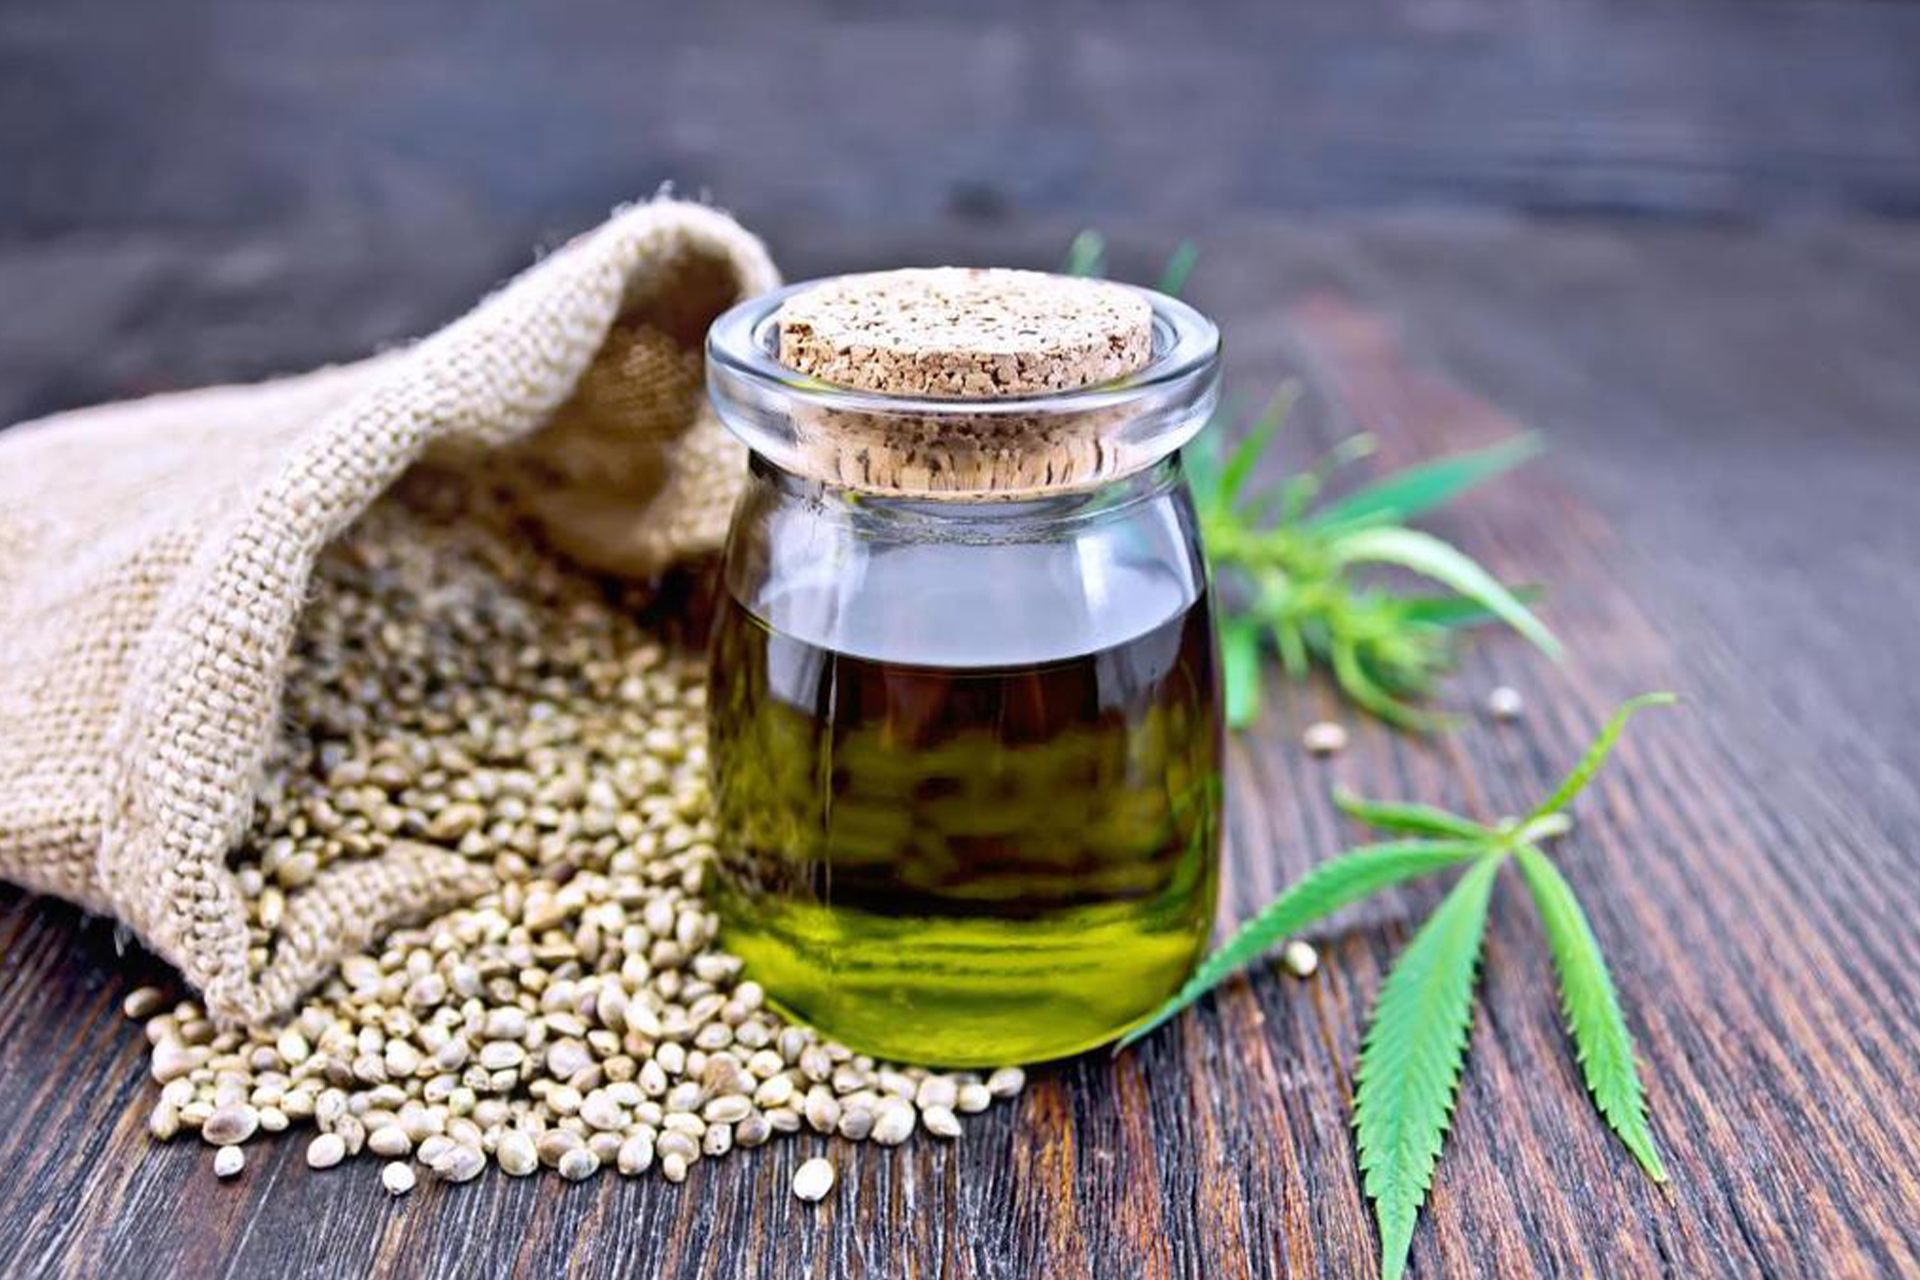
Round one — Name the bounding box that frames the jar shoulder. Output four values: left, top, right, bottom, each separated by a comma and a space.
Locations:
723, 472, 1209, 668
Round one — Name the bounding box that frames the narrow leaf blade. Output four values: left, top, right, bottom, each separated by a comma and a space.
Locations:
1355, 856, 1501, 1280
1157, 240, 1200, 296
1396, 587, 1544, 631
1308, 434, 1543, 530
1329, 635, 1449, 732
1063, 229, 1107, 278
1526, 693, 1677, 823
1182, 432, 1226, 510
1221, 617, 1263, 729
1219, 386, 1301, 505
1335, 789, 1494, 841
1331, 526, 1561, 660
1514, 845, 1668, 1181
1118, 840, 1490, 1049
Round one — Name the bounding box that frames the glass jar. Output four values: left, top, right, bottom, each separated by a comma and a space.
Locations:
703, 275, 1223, 1066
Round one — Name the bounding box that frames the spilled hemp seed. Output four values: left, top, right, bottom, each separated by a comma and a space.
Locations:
130, 484, 1024, 1197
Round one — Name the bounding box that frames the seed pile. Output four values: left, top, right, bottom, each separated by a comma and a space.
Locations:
131, 473, 1024, 1198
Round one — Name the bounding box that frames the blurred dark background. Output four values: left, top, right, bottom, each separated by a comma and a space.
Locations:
4, 0, 1919, 419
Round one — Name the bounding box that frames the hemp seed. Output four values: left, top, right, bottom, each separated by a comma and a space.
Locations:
1303, 721, 1349, 756
792, 1156, 835, 1203
129, 495, 1028, 1197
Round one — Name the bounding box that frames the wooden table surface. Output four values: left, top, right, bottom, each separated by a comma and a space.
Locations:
3, 214, 1918, 1278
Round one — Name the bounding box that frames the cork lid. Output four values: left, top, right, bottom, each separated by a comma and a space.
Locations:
775, 268, 1154, 397
706, 270, 1220, 500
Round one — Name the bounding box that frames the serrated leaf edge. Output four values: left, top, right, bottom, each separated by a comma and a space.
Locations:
1514, 845, 1668, 1182
1117, 840, 1489, 1049
1355, 855, 1502, 1280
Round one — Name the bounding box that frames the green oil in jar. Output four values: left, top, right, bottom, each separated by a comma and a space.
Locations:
707, 587, 1220, 1066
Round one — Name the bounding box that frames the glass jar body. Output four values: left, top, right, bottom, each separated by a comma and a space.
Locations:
706, 454, 1222, 1065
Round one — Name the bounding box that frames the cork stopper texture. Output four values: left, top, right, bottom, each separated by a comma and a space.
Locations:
772, 268, 1157, 497
777, 268, 1152, 397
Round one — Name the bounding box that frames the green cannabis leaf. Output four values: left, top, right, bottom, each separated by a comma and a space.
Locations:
1121, 695, 1676, 1279
1118, 839, 1488, 1048
1513, 845, 1667, 1182
1063, 230, 1553, 728
1188, 404, 1555, 729
1357, 857, 1500, 1280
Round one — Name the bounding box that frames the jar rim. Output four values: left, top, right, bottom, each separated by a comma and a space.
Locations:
705, 276, 1222, 500
707, 278, 1220, 417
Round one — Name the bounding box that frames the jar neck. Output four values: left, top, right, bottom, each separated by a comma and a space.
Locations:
744, 450, 1188, 541
706, 278, 1221, 503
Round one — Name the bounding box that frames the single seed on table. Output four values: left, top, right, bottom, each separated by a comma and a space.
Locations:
735, 1112, 772, 1147
956, 1083, 992, 1114
792, 1157, 835, 1203
416, 1134, 456, 1167
151, 1040, 204, 1084
536, 1128, 583, 1165
616, 1131, 655, 1175
557, 1148, 599, 1181
431, 1143, 486, 1183
306, 1132, 346, 1169
804, 1088, 841, 1134
662, 1112, 705, 1139
1486, 685, 1525, 720
915, 1076, 957, 1110
921, 1105, 962, 1139
478, 1041, 525, 1071
485, 1008, 527, 1041
496, 1129, 538, 1177
656, 1130, 699, 1163
661, 1153, 689, 1184
368, 1124, 412, 1158
986, 1066, 1025, 1098
753, 1074, 795, 1110
579, 1092, 624, 1132
1303, 721, 1348, 756
383, 1161, 417, 1196
871, 1099, 916, 1146
202, 1104, 259, 1146
276, 1028, 311, 1065
547, 1040, 593, 1080
1282, 939, 1320, 978
123, 987, 168, 1021
149, 1100, 180, 1142
213, 1146, 245, 1179
837, 1105, 874, 1142
799, 1046, 832, 1083
703, 1095, 752, 1124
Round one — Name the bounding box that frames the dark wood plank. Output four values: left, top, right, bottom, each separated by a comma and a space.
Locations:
5, 0, 1920, 250
3, 214, 1919, 1278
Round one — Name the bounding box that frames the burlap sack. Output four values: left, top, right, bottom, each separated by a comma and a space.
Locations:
0, 199, 779, 1026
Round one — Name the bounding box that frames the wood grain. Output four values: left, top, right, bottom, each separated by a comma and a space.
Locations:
3, 215, 1919, 1278
6, 0, 1920, 247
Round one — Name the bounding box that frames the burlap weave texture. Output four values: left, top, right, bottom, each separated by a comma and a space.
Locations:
0, 200, 778, 1025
